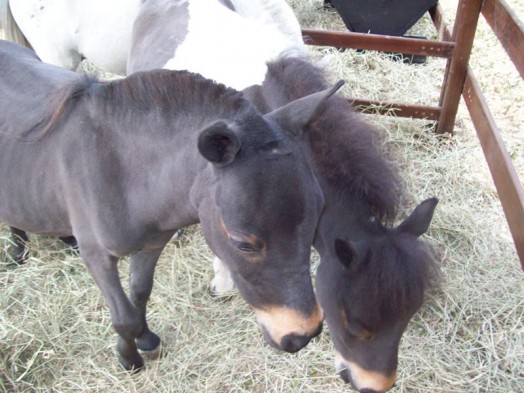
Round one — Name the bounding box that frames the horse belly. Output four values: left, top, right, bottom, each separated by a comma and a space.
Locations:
0, 142, 71, 235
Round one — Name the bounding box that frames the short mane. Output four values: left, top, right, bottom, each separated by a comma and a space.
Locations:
266, 57, 402, 221
21, 70, 252, 142
100, 69, 251, 119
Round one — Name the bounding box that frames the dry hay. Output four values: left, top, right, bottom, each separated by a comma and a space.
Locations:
1, 1, 523, 392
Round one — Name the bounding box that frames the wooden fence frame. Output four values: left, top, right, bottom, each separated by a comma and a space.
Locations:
302, 0, 524, 270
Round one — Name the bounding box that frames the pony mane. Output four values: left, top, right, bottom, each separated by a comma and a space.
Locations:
363, 235, 441, 321
265, 57, 403, 221
101, 69, 250, 118
15, 70, 250, 142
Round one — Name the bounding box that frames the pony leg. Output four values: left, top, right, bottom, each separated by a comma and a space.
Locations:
59, 236, 79, 254
210, 256, 235, 294
80, 247, 144, 371
8, 226, 29, 265
128, 248, 164, 358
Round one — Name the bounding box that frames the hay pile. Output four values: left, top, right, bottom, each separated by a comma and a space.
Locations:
1, 1, 522, 392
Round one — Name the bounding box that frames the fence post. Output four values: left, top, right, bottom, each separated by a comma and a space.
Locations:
436, 0, 484, 134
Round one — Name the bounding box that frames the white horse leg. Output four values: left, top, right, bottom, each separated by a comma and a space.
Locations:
210, 256, 236, 294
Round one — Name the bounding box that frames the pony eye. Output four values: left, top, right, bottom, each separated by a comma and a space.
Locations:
226, 228, 265, 255
347, 318, 373, 340
233, 240, 258, 253
230, 234, 262, 253
360, 330, 374, 341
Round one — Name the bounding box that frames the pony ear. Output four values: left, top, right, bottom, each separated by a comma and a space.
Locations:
334, 239, 362, 273
198, 121, 241, 167
397, 198, 438, 237
266, 80, 345, 136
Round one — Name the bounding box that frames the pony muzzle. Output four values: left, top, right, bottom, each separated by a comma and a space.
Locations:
335, 352, 397, 393
254, 304, 324, 353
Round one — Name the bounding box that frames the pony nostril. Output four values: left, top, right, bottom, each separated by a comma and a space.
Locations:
280, 333, 310, 353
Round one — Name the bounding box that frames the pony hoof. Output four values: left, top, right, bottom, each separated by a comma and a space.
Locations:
209, 288, 236, 302
137, 331, 161, 351
137, 332, 163, 360
209, 279, 236, 298
118, 355, 144, 372
7, 252, 26, 266
7, 244, 27, 265
140, 343, 164, 360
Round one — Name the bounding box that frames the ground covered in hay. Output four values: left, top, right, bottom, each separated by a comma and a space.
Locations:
1, 1, 523, 392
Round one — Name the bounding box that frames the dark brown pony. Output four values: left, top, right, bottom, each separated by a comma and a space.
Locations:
243, 57, 441, 393
127, 2, 440, 389
0, 40, 342, 370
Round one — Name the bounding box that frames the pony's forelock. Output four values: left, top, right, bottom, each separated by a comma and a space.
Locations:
363, 234, 441, 320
